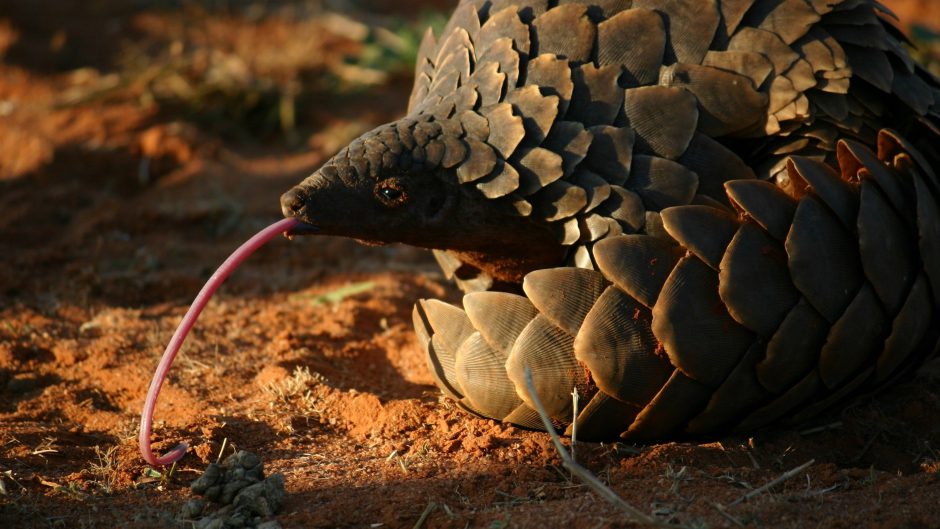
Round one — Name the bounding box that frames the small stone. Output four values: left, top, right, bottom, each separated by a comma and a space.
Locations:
246, 467, 264, 482
226, 511, 248, 528
219, 479, 252, 505
256, 521, 283, 529
195, 517, 223, 529
263, 474, 286, 513
179, 498, 206, 519
225, 451, 262, 473
191, 463, 222, 495
204, 484, 222, 503
233, 482, 272, 517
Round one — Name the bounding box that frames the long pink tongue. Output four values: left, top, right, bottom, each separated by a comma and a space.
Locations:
139, 217, 300, 466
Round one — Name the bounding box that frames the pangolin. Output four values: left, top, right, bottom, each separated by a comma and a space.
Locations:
279, 0, 940, 441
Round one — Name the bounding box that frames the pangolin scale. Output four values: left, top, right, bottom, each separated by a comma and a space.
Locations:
281, 0, 940, 441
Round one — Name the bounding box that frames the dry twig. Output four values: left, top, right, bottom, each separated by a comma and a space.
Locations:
412, 501, 437, 529
522, 368, 689, 529
727, 459, 815, 507
571, 387, 579, 461
710, 501, 745, 527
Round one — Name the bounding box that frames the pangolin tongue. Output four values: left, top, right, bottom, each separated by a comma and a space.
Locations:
139, 217, 301, 466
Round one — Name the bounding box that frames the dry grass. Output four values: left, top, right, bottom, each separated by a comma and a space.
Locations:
85, 446, 121, 495
262, 366, 327, 426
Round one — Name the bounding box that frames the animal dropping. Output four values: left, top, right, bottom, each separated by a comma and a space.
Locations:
142, 0, 940, 463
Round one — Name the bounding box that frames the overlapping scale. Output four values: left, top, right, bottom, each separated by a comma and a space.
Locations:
506, 84, 560, 144
839, 139, 909, 213
719, 223, 801, 336
660, 205, 739, 271
456, 138, 498, 183
542, 121, 592, 178
413, 301, 466, 400
817, 283, 886, 388
736, 370, 822, 431
728, 28, 800, 74
874, 274, 934, 383
621, 370, 712, 441
912, 169, 940, 305
594, 186, 645, 232
514, 146, 565, 193
719, 0, 753, 36
623, 86, 698, 160
454, 332, 523, 419
584, 125, 635, 185
441, 0, 481, 43
476, 160, 520, 198
570, 169, 612, 212
660, 63, 769, 137
481, 103, 525, 159
857, 180, 915, 314
468, 62, 506, 108
785, 194, 863, 323
523, 267, 609, 336
596, 8, 665, 85
502, 403, 546, 430
789, 367, 873, 423
628, 155, 699, 210
433, 26, 473, 79
633, 0, 718, 65
725, 179, 798, 241
464, 291, 539, 354
532, 4, 595, 63
652, 256, 755, 388
756, 297, 829, 393
574, 286, 672, 406
478, 38, 522, 89
567, 64, 623, 126
505, 315, 588, 420
594, 235, 684, 308
703, 50, 774, 89
532, 180, 589, 221
843, 45, 893, 93
746, 0, 821, 45
686, 343, 770, 434
441, 136, 468, 168
477, 6, 530, 59
679, 134, 756, 204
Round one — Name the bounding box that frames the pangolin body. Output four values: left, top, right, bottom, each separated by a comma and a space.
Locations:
281, 0, 940, 441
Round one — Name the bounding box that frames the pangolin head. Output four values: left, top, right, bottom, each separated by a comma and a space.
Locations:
279, 0, 747, 284
279, 116, 567, 283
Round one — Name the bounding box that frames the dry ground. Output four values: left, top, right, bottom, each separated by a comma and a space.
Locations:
2, 1, 940, 528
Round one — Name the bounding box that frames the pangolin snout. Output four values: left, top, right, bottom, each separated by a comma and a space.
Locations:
280, 187, 307, 219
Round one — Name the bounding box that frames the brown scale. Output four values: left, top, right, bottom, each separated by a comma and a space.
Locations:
280, 0, 940, 441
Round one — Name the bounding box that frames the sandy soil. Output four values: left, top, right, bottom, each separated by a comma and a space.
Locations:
2, 1, 940, 528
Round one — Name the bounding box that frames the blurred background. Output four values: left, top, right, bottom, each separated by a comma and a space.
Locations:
0, 0, 454, 179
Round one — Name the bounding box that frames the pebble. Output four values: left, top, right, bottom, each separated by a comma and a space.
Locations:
179, 451, 287, 529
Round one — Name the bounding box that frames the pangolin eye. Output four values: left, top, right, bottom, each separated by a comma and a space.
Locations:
380, 187, 402, 201
375, 179, 407, 207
